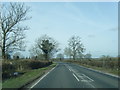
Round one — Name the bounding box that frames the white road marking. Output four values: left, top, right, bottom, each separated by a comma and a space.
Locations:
65, 64, 95, 88
90, 84, 95, 88
81, 80, 88, 82
30, 64, 57, 88
65, 64, 72, 72
79, 74, 95, 88
73, 73, 80, 82
86, 82, 95, 88
77, 73, 85, 80
82, 74, 94, 82
69, 69, 71, 71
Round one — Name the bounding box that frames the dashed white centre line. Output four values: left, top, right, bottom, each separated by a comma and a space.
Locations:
73, 73, 80, 82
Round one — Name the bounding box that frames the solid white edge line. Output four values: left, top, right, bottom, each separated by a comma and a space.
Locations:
73, 73, 80, 82
30, 64, 58, 88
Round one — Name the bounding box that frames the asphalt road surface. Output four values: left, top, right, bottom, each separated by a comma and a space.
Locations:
30, 62, 119, 88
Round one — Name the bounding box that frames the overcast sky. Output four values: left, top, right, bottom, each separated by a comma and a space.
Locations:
19, 2, 118, 58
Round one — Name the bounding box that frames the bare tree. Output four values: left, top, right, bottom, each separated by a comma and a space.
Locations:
31, 35, 59, 60
67, 36, 85, 60
0, 3, 30, 59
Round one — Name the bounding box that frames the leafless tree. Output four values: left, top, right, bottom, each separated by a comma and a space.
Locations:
0, 3, 30, 59
67, 36, 85, 60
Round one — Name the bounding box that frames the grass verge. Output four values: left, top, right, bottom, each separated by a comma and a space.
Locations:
2, 62, 57, 88
65, 61, 119, 76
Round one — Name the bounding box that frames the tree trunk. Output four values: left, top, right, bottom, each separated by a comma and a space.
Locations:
2, 48, 5, 59
73, 55, 75, 60
2, 35, 6, 59
73, 52, 76, 60
45, 53, 49, 61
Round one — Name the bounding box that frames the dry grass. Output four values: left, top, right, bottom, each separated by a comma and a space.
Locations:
66, 57, 119, 76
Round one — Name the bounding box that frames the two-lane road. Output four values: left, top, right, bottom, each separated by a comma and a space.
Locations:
30, 62, 119, 88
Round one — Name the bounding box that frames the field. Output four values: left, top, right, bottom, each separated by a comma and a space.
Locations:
65, 57, 119, 76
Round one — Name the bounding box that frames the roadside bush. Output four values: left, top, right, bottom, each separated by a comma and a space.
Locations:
66, 57, 118, 70
2, 61, 16, 80
28, 60, 52, 69
2, 60, 52, 80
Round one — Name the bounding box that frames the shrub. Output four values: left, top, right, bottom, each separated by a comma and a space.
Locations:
2, 60, 52, 80
2, 61, 16, 80
67, 57, 119, 70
